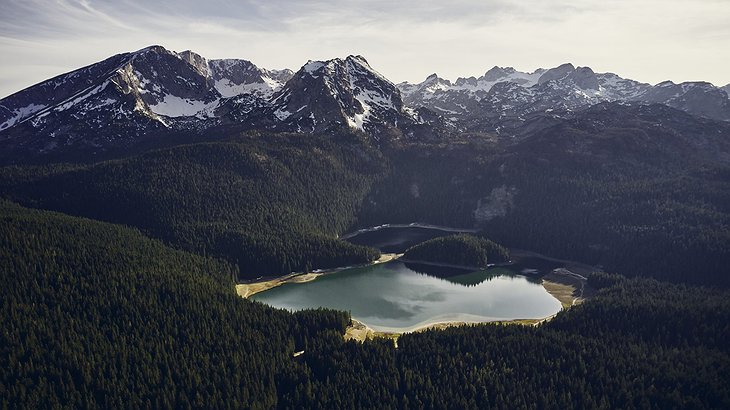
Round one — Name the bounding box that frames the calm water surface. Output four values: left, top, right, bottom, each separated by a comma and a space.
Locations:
252, 260, 562, 332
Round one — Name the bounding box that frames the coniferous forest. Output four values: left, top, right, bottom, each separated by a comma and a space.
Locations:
2, 200, 729, 408
403, 233, 510, 267
0, 132, 383, 279
2, 127, 730, 408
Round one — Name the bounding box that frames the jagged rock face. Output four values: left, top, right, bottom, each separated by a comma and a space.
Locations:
397, 62, 730, 132
642, 81, 730, 121
722, 84, 730, 98
177, 50, 211, 78
121, 47, 220, 114
0, 46, 288, 163
267, 69, 295, 85
538, 63, 576, 85
571, 67, 599, 90
208, 59, 283, 98
399, 74, 453, 105
482, 66, 517, 82
1, 44, 729, 164
0, 47, 207, 162
270, 55, 418, 139
0, 46, 435, 163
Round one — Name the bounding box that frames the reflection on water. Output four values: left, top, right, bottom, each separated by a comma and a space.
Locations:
404, 262, 502, 286
509, 257, 563, 275
252, 260, 562, 332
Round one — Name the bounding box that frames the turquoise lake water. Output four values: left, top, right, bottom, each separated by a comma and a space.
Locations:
252, 259, 562, 332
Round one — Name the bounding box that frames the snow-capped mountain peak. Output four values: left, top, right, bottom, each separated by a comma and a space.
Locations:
397, 62, 730, 129
0, 45, 299, 161
270, 54, 414, 136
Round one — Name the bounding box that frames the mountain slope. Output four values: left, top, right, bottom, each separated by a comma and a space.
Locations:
270, 55, 431, 141
0, 47, 447, 164
358, 103, 730, 285
0, 46, 289, 164
0, 132, 383, 278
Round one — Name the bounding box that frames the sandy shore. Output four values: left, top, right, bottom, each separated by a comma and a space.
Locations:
236, 252, 401, 299
344, 313, 561, 344
342, 266, 593, 343
542, 267, 592, 308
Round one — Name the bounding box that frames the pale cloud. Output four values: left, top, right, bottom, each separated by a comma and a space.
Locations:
1, 0, 729, 98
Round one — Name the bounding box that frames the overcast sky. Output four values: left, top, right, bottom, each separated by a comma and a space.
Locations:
1, 0, 729, 98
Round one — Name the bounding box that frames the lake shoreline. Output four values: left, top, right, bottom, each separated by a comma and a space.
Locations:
236, 253, 401, 299
239, 223, 595, 335
344, 311, 564, 343
238, 255, 592, 331
344, 263, 590, 342
339, 223, 478, 240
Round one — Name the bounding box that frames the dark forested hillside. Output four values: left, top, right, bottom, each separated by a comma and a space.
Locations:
0, 200, 350, 408
3, 104, 729, 285
283, 274, 730, 409
403, 234, 509, 267
359, 106, 730, 285
0, 131, 383, 279
4, 199, 730, 409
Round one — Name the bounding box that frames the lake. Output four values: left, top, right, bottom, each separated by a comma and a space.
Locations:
251, 226, 564, 332
253, 261, 562, 332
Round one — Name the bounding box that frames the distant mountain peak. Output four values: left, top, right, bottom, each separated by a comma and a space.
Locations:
347, 54, 370, 64
483, 66, 516, 81
722, 84, 730, 98
134, 45, 168, 55
0, 45, 300, 161
396, 61, 730, 131
537, 63, 576, 84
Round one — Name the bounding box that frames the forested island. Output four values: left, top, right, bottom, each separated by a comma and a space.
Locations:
402, 234, 510, 268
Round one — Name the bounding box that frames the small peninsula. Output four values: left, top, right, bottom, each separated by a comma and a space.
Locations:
402, 234, 509, 268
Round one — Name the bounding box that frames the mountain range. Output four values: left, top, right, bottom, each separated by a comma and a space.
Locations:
0, 45, 729, 164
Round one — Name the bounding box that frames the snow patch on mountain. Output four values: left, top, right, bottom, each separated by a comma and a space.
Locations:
274, 107, 291, 121
55, 81, 111, 112
214, 79, 272, 98
304, 61, 325, 75
208, 58, 287, 98
0, 103, 47, 130
149, 95, 218, 118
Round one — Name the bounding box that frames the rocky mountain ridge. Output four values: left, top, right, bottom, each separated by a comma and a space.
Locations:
1, 45, 728, 164
398, 63, 730, 131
